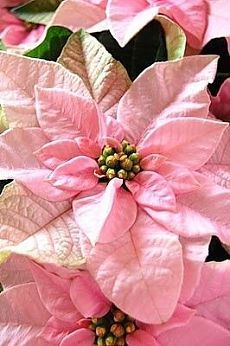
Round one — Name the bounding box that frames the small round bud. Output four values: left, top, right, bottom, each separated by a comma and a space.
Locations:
106, 168, 116, 180
114, 153, 120, 160
125, 322, 136, 334
124, 144, 136, 155
116, 337, 126, 346
106, 155, 118, 168
105, 335, 116, 346
97, 337, 105, 346
110, 323, 125, 337
113, 309, 126, 322
98, 155, 106, 166
96, 326, 107, 337
120, 158, 133, 171
100, 165, 108, 174
127, 171, 136, 180
119, 154, 128, 162
129, 153, 140, 164
121, 140, 129, 150
103, 146, 114, 157
132, 164, 141, 174
117, 169, 128, 179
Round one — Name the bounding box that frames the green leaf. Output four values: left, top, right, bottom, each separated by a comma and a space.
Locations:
156, 15, 186, 60
58, 30, 131, 116
12, 0, 63, 25
25, 25, 72, 60
0, 40, 6, 52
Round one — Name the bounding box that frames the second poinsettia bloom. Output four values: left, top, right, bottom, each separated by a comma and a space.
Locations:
0, 2, 44, 49
106, 0, 230, 48
52, 0, 230, 49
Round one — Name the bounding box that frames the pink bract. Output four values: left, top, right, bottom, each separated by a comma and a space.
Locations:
0, 257, 229, 345
51, 0, 108, 33
0, 52, 230, 323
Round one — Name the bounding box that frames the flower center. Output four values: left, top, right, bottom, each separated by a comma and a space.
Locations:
97, 140, 141, 181
89, 306, 137, 346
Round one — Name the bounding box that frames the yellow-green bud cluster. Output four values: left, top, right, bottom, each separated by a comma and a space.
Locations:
97, 141, 141, 181
91, 306, 137, 346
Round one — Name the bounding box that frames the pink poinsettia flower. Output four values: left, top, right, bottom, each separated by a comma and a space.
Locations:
0, 54, 228, 244
106, 0, 230, 48
0, 6, 44, 48
51, 0, 230, 49
0, 256, 230, 345
0, 52, 230, 323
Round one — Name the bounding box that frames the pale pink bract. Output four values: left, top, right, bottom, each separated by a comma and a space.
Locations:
51, 0, 108, 33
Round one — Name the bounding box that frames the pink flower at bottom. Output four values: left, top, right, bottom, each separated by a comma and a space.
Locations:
0, 256, 229, 346
0, 7, 44, 48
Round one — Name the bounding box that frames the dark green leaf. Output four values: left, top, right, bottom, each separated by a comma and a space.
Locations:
201, 38, 230, 95
92, 20, 167, 81
24, 25, 72, 61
